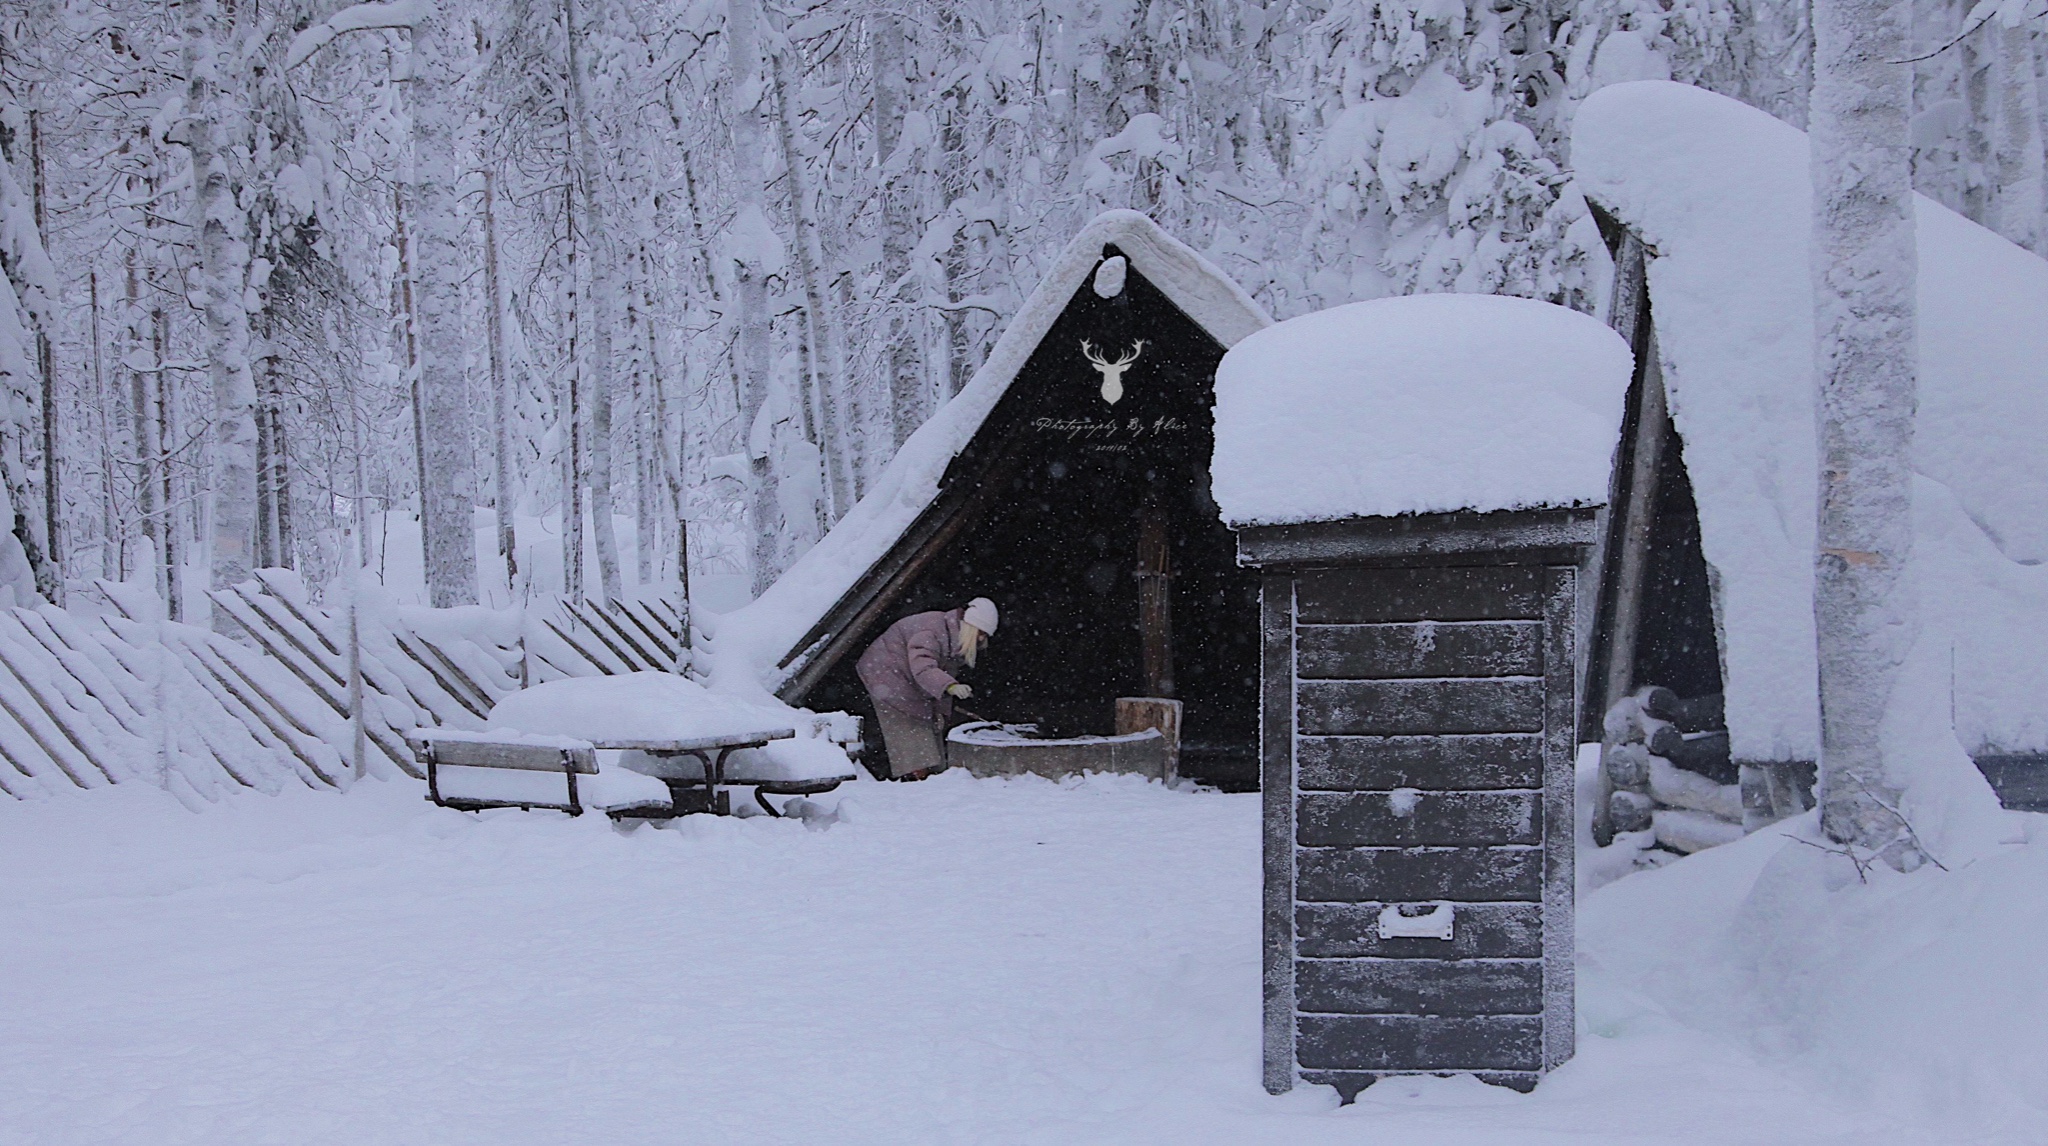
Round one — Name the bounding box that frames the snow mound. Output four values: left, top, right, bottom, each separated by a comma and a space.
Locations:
1581, 808, 2048, 1139
707, 210, 1270, 697
1573, 80, 2048, 761
1211, 294, 1632, 526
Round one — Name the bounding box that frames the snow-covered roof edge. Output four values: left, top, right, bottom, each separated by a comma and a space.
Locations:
706, 210, 1273, 699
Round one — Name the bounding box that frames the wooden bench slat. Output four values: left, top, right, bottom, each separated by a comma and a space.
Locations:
409, 734, 599, 774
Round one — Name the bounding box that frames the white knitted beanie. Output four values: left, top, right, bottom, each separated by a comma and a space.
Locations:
963, 597, 999, 635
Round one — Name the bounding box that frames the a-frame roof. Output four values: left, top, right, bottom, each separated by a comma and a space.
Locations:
706, 210, 1271, 701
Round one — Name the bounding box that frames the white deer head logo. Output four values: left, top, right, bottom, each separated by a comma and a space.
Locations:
1080, 339, 1146, 405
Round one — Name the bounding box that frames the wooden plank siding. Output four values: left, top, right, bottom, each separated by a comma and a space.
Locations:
1255, 540, 1582, 1099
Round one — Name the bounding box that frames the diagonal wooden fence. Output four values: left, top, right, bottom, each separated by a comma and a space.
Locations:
0, 603, 351, 799
0, 572, 691, 801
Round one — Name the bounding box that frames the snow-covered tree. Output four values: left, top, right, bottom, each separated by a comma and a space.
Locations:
1809, 0, 1923, 860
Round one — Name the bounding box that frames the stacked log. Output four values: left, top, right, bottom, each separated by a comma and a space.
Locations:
1597, 687, 1746, 855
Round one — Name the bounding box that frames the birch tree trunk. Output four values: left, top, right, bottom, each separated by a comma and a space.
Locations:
1809, 0, 1922, 859
563, 198, 586, 603
1993, 25, 2044, 253
639, 241, 688, 601
411, 4, 479, 607
872, 13, 924, 452
179, 0, 259, 627
727, 0, 780, 597
566, 0, 623, 605
29, 111, 61, 601
483, 171, 517, 591
156, 303, 183, 621
769, 43, 852, 522
1960, 37, 1993, 224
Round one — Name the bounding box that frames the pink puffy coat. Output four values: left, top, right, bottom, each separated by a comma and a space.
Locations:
856, 609, 966, 721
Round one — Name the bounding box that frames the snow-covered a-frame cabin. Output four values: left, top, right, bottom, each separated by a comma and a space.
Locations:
1571, 82, 2048, 825
707, 211, 1272, 787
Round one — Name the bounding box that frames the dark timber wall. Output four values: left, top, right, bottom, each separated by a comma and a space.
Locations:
1240, 509, 1591, 1098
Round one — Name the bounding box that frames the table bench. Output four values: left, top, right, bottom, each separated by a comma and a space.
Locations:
407, 731, 600, 816
600, 729, 853, 818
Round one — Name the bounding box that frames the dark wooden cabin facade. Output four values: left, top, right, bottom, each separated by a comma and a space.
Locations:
766, 218, 1271, 787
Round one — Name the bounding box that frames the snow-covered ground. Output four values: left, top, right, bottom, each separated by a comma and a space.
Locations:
2, 773, 2039, 1144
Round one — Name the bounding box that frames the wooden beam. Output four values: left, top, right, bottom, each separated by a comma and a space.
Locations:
1137, 496, 1174, 698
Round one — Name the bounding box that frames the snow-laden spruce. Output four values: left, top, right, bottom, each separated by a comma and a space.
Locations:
1208, 293, 1632, 527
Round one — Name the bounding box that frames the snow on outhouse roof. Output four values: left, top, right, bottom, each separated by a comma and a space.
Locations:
706, 210, 1272, 698
1574, 80, 2048, 761
1210, 293, 1633, 527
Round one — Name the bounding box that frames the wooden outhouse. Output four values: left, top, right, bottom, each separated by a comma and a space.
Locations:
1210, 294, 1635, 1096
1239, 509, 1591, 1095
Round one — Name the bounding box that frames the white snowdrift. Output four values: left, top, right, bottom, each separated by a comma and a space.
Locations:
708, 210, 1271, 697
1211, 293, 1632, 525
1573, 81, 2048, 764
1581, 806, 2047, 1140
5, 776, 2038, 1142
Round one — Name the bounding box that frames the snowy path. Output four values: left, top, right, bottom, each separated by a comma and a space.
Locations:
0, 775, 1930, 1144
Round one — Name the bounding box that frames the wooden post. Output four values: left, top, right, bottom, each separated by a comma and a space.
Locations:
1115, 696, 1182, 781
1137, 494, 1174, 697
1259, 572, 1295, 1095
1592, 291, 1668, 846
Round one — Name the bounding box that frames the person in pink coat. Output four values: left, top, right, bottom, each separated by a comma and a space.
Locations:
856, 597, 999, 779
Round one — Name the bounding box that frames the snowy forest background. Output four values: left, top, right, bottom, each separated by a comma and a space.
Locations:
0, 0, 2041, 617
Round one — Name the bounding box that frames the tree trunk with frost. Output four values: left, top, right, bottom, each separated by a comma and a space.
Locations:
0, 93, 60, 604
872, 13, 924, 452
411, 4, 478, 607
1809, 0, 1922, 859
566, 0, 623, 605
769, 42, 852, 522
483, 170, 517, 590
727, 0, 780, 597
179, 0, 259, 627
563, 201, 586, 603
1993, 25, 2043, 253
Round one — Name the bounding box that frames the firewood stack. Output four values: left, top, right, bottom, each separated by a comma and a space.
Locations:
1597, 687, 1747, 855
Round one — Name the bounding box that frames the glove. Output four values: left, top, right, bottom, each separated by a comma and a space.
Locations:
945, 683, 974, 699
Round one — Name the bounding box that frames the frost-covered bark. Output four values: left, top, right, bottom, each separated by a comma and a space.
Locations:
769, 40, 850, 524
179, 0, 260, 625
870, 13, 924, 451
1992, 23, 2043, 252
725, 0, 783, 597
0, 84, 58, 605
482, 170, 516, 588
1809, 0, 1922, 858
410, 3, 478, 607
566, 0, 622, 606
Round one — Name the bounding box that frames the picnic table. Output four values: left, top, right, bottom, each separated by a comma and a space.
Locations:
477, 672, 859, 819
599, 729, 790, 817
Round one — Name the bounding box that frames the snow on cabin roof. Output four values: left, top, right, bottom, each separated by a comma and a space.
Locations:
1574, 80, 2048, 761
1210, 293, 1632, 527
706, 210, 1272, 699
